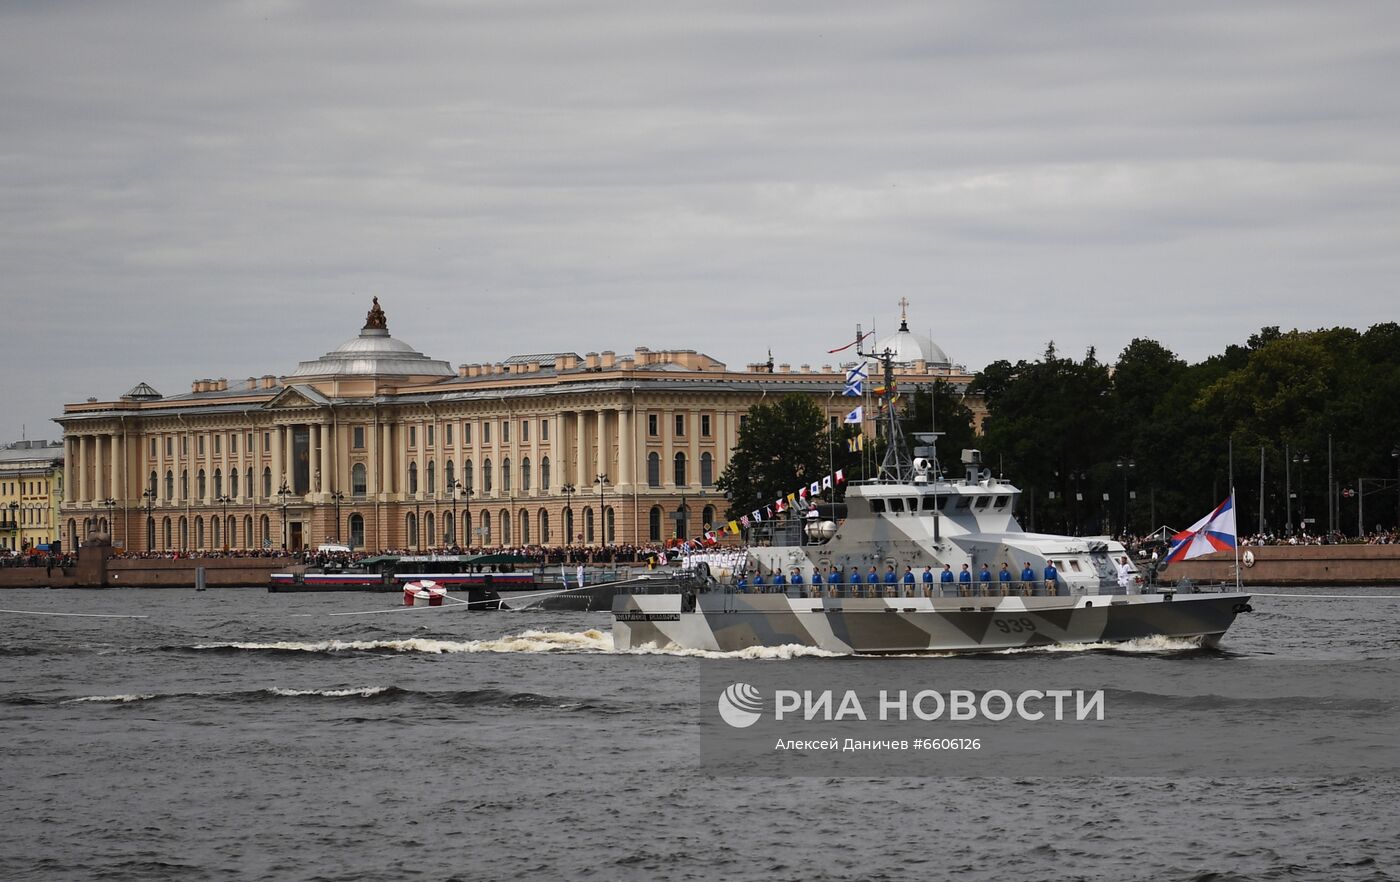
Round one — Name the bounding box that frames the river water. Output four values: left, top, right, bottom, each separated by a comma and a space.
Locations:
2, 586, 1398, 881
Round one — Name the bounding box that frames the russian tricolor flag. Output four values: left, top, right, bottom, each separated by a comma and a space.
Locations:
1164, 496, 1237, 563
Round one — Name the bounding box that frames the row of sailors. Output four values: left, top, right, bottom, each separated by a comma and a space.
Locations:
738, 562, 1061, 593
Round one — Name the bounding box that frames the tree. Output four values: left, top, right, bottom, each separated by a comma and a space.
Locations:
715, 394, 855, 521
898, 380, 977, 474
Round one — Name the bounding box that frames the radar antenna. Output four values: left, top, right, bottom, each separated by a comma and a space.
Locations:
855, 325, 913, 483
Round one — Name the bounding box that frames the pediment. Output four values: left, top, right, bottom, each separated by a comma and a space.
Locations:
263, 384, 331, 411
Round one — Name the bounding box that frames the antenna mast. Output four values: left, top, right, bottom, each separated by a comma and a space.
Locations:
856, 327, 912, 483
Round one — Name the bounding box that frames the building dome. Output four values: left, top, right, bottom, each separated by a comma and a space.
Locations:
288, 297, 455, 380
873, 304, 951, 368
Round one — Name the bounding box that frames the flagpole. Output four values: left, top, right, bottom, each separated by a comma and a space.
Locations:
1230, 436, 1241, 591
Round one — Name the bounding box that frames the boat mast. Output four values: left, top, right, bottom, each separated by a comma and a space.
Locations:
856, 327, 912, 483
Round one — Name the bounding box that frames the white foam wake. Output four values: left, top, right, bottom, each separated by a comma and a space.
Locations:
988, 635, 1208, 655
626, 641, 848, 660
65, 693, 157, 703
265, 686, 394, 698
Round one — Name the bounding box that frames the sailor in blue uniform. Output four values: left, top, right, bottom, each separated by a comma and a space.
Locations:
978, 564, 993, 584
939, 564, 954, 597
1020, 562, 1036, 591
998, 564, 1013, 587
1043, 561, 1059, 596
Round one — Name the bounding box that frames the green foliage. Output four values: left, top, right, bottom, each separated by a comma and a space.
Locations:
715, 394, 857, 521
898, 379, 978, 472
974, 325, 1400, 536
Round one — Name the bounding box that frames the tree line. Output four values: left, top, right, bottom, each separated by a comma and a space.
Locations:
718, 323, 1400, 537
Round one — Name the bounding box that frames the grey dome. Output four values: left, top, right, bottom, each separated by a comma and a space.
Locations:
288, 300, 454, 379
874, 317, 951, 367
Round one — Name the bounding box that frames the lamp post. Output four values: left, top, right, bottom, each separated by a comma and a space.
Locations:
216, 494, 232, 551
101, 497, 116, 541
277, 480, 290, 551
462, 485, 474, 550
328, 490, 343, 544
594, 474, 608, 545
561, 483, 576, 543
1293, 451, 1310, 536
1115, 458, 1135, 538
414, 494, 422, 553
446, 479, 459, 547
143, 488, 155, 551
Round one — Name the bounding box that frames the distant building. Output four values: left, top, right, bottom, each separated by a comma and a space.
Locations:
0, 440, 65, 552
56, 298, 974, 552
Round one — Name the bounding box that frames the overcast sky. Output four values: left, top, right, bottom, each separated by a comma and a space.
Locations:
3, 1, 1398, 442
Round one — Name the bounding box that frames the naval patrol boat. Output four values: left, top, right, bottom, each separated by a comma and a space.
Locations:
612, 346, 1252, 654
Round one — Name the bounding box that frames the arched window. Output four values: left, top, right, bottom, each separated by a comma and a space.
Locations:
702, 505, 716, 532
649, 506, 662, 541
227, 516, 236, 549
539, 508, 550, 544
585, 507, 596, 544
540, 456, 551, 491
481, 510, 492, 545
427, 461, 436, 494
647, 452, 661, 487
163, 517, 172, 550
675, 504, 688, 539
521, 458, 531, 492
349, 514, 365, 548
673, 453, 687, 487
262, 467, 272, 499
483, 459, 493, 492
179, 516, 189, 550
147, 516, 156, 551
564, 507, 574, 543
197, 469, 206, 499
445, 460, 455, 490
465, 460, 475, 493
519, 509, 529, 545
502, 458, 512, 492
212, 468, 222, 498
148, 471, 158, 496
352, 463, 367, 497
196, 516, 205, 549
229, 469, 239, 498
444, 509, 455, 545
164, 470, 174, 500
462, 511, 472, 547
244, 515, 253, 547
700, 452, 713, 487
605, 507, 614, 544
409, 462, 419, 495
406, 512, 418, 548
259, 514, 270, 547
425, 512, 435, 547
500, 508, 511, 544
181, 469, 190, 499
245, 467, 253, 500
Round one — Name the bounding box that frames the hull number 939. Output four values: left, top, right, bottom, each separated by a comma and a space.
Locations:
993, 617, 1037, 634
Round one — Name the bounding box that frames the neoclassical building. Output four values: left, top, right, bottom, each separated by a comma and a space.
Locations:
0, 440, 64, 552
56, 299, 973, 553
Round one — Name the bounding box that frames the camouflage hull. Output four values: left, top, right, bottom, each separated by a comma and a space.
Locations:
612, 591, 1251, 654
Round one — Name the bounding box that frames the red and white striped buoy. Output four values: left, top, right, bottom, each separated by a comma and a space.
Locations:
403, 580, 447, 607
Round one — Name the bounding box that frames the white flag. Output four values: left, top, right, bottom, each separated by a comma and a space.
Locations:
844, 406, 863, 424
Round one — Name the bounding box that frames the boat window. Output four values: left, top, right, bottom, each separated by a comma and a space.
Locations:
889, 498, 905, 513
974, 496, 991, 510
907, 498, 919, 512
955, 496, 972, 509
1069, 560, 1082, 572
869, 498, 886, 513
994, 495, 1009, 509
921, 496, 938, 511
937, 497, 949, 511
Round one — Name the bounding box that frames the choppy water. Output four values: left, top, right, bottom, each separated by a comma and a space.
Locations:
2, 586, 1399, 881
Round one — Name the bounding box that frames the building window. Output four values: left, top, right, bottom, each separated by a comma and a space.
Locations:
700, 452, 714, 487
502, 422, 510, 443
349, 514, 365, 549
198, 436, 206, 457
521, 420, 529, 442
481, 510, 491, 544
164, 517, 173, 550
739, 415, 748, 432
675, 414, 685, 437
230, 434, 237, 455
445, 423, 454, 447
246, 468, 253, 499
465, 423, 473, 445
425, 512, 435, 546
702, 505, 716, 531
502, 458, 512, 492
427, 425, 435, 448
673, 453, 687, 487
352, 463, 367, 497
213, 468, 223, 497
244, 515, 253, 547
409, 462, 419, 494
465, 460, 474, 492
701, 414, 711, 437
605, 507, 614, 543
214, 435, 221, 455
263, 432, 270, 453
230, 470, 239, 498
483, 423, 491, 444
427, 461, 436, 494
521, 457, 531, 492
259, 514, 269, 548
150, 438, 157, 459
584, 507, 595, 543
519, 509, 529, 545
181, 470, 189, 500
353, 427, 365, 449
406, 512, 418, 548
648, 414, 658, 437
483, 459, 493, 492
262, 468, 272, 498
539, 509, 550, 544
541, 419, 549, 441
499, 508, 511, 544
408, 426, 417, 448
647, 452, 661, 487
649, 506, 662, 541
197, 469, 206, 499
540, 457, 550, 491
166, 436, 173, 457
247, 432, 253, 452
445, 460, 455, 490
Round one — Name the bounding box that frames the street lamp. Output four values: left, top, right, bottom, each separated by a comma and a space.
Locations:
561, 483, 576, 543
446, 479, 459, 547
216, 494, 232, 551
328, 490, 344, 543
142, 488, 156, 551
1293, 452, 1310, 535
277, 480, 290, 551
101, 497, 116, 539
594, 474, 609, 545
462, 485, 474, 550
1115, 458, 1135, 538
